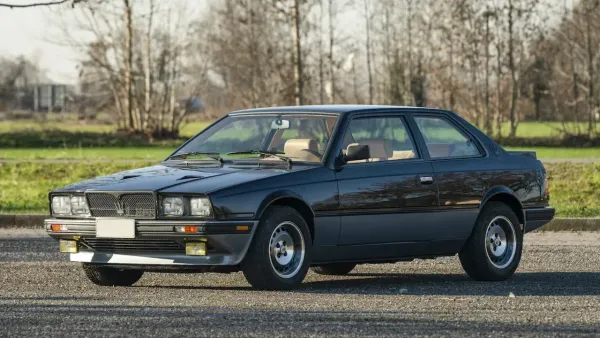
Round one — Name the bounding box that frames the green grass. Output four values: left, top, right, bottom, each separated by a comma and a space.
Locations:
498, 121, 586, 138
0, 162, 154, 214
545, 163, 600, 218
0, 146, 597, 160
504, 147, 600, 159
0, 147, 173, 160
0, 161, 597, 217
0, 120, 211, 138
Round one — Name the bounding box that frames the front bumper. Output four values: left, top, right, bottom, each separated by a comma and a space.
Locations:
44, 218, 258, 266
524, 207, 555, 233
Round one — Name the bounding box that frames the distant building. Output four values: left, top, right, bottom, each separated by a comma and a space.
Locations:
33, 84, 70, 112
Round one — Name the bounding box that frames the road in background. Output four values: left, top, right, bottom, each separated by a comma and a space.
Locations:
1, 231, 600, 337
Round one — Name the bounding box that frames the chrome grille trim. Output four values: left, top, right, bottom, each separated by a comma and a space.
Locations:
86, 192, 156, 219
80, 238, 184, 254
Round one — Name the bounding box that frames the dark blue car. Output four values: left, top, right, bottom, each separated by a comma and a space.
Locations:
45, 105, 555, 290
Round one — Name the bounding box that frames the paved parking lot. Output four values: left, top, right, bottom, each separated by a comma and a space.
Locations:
1, 230, 600, 337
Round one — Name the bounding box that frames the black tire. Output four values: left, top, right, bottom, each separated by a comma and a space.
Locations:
312, 263, 356, 276
459, 202, 523, 281
82, 263, 144, 286
242, 206, 312, 290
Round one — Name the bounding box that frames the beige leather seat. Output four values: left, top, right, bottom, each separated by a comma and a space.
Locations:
284, 139, 321, 162
390, 150, 415, 160
346, 139, 393, 163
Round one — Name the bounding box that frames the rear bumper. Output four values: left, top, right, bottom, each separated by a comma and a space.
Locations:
44, 218, 258, 266
524, 207, 555, 233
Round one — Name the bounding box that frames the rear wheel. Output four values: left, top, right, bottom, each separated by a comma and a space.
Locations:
242, 206, 312, 290
82, 263, 144, 286
459, 202, 523, 281
312, 263, 356, 276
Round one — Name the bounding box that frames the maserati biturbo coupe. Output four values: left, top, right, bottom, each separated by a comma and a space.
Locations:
45, 105, 555, 290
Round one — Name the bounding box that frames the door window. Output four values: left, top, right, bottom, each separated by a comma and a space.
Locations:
414, 116, 482, 158
341, 116, 418, 163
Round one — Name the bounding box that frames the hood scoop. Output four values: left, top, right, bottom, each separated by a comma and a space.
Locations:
121, 175, 140, 180
177, 175, 204, 181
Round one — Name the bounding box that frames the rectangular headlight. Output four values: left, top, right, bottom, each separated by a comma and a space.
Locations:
70, 196, 90, 216
190, 197, 212, 217
52, 196, 71, 215
162, 197, 184, 216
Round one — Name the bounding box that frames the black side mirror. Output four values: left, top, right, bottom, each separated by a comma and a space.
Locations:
344, 144, 370, 163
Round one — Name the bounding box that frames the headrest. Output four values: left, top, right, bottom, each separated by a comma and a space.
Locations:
284, 139, 318, 154
284, 139, 320, 162
359, 139, 392, 158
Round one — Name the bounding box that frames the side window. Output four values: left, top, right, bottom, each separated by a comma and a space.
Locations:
414, 116, 482, 158
341, 116, 418, 163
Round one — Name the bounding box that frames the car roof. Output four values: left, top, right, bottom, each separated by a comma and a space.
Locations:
229, 105, 448, 116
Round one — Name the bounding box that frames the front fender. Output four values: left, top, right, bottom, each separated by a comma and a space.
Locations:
256, 190, 315, 220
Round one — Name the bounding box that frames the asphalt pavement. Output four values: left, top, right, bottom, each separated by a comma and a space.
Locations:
1, 230, 600, 337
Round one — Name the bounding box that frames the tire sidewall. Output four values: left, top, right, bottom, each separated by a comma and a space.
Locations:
244, 206, 312, 288
474, 204, 523, 279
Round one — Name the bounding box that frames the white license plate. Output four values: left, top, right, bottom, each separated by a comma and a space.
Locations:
96, 218, 135, 239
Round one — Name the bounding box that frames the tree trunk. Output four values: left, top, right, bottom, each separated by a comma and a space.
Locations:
363, 0, 373, 105
484, 14, 491, 135
406, 0, 413, 105
507, 0, 518, 138
318, 0, 325, 104
586, 12, 595, 137
291, 0, 303, 105
143, 0, 154, 131
123, 0, 134, 131
327, 0, 335, 104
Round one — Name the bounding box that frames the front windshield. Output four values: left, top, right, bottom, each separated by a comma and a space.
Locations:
173, 113, 339, 163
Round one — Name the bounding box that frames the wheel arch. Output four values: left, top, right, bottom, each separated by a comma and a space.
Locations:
256, 191, 316, 243
480, 186, 525, 230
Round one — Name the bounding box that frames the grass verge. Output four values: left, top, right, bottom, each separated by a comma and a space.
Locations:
0, 146, 598, 160
0, 162, 597, 217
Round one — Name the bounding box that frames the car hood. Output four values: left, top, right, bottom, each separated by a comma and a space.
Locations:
53, 163, 314, 194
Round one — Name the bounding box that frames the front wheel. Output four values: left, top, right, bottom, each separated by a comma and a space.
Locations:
82, 263, 144, 286
459, 202, 523, 281
242, 206, 312, 290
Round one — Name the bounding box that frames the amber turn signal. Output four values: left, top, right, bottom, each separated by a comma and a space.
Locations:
236, 225, 249, 231
175, 225, 198, 233
51, 224, 67, 232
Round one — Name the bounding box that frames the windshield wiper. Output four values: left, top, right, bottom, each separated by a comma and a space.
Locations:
226, 150, 292, 169
168, 152, 223, 163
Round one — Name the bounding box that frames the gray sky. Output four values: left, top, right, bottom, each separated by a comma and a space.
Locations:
0, 0, 572, 85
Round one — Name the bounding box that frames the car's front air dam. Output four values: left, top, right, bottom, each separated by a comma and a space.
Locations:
44, 218, 259, 266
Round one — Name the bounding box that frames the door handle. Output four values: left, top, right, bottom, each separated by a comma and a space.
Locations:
419, 176, 434, 184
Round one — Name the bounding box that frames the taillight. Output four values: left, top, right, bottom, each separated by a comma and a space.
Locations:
543, 176, 550, 200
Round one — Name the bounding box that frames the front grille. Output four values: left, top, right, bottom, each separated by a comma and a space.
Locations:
80, 238, 184, 254
87, 193, 155, 219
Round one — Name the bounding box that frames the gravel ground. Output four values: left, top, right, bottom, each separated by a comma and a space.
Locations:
1, 231, 600, 337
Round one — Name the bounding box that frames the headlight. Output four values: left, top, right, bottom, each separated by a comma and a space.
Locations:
51, 195, 90, 216
70, 196, 90, 216
190, 197, 212, 217
162, 197, 184, 216
52, 196, 71, 215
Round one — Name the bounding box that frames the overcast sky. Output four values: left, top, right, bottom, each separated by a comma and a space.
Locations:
0, 0, 572, 85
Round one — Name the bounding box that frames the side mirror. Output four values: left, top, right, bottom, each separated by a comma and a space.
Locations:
344, 144, 370, 163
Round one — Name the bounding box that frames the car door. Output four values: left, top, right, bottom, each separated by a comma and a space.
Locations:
410, 114, 487, 241
335, 113, 437, 246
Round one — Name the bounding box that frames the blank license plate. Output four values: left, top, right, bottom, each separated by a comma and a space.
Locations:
96, 219, 135, 239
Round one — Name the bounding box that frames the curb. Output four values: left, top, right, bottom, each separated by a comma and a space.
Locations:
0, 214, 47, 228
1, 214, 600, 231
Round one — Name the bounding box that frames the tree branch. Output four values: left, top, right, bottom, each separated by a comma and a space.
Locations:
0, 0, 83, 9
